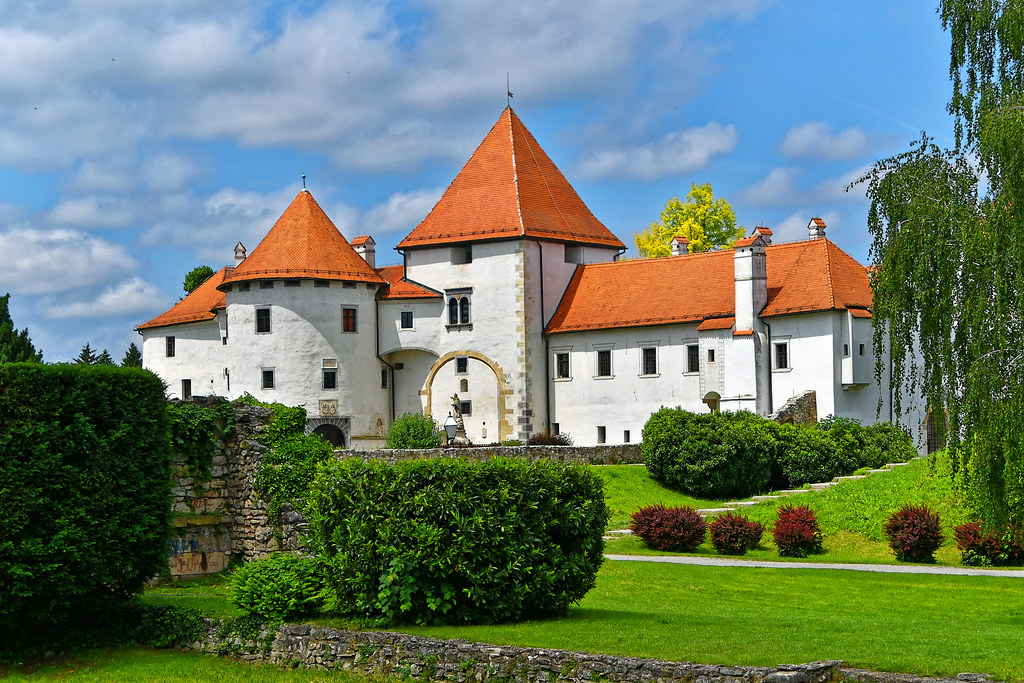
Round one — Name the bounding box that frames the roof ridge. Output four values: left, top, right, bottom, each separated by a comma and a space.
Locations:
508, 110, 526, 237
822, 239, 837, 309
511, 111, 576, 241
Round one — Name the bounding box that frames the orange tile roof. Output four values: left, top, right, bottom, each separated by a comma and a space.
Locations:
375, 264, 441, 300
397, 108, 625, 250
755, 226, 773, 236
137, 267, 230, 331
733, 236, 759, 247
546, 238, 872, 334
221, 191, 385, 287
351, 235, 373, 246
698, 316, 735, 331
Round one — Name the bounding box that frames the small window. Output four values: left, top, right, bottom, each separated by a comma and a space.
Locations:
452, 245, 472, 264
446, 291, 471, 326
261, 368, 275, 389
596, 349, 612, 377
322, 359, 337, 390
165, 336, 175, 358
707, 348, 715, 363
859, 344, 865, 356
623, 429, 630, 443
555, 352, 570, 379
564, 245, 583, 264
552, 422, 560, 435
342, 307, 357, 333
259, 281, 274, 289
843, 343, 850, 357
460, 378, 469, 392
641, 347, 658, 376
597, 426, 606, 444
238, 282, 251, 292
774, 342, 790, 370
314, 280, 330, 288
460, 400, 472, 416
395, 362, 405, 370
455, 356, 468, 374
284, 280, 301, 288
686, 345, 699, 373
459, 297, 470, 324
181, 379, 191, 400
381, 367, 389, 389
343, 282, 357, 289
256, 308, 271, 333
400, 310, 414, 329
448, 297, 459, 325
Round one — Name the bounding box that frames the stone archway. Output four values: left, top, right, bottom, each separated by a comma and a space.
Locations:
306, 417, 350, 447
703, 391, 721, 413
421, 351, 514, 442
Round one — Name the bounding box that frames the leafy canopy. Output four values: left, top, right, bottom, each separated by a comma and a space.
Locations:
0, 293, 42, 363
183, 265, 215, 294
854, 1, 1024, 526
634, 183, 743, 257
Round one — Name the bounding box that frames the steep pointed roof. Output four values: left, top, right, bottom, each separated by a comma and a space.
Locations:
397, 108, 624, 250
137, 267, 230, 331
546, 238, 872, 334
221, 191, 385, 287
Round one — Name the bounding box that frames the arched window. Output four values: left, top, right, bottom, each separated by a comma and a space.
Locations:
448, 297, 459, 325
459, 297, 470, 324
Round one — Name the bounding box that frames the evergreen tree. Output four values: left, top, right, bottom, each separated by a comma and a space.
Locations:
855, 1, 1024, 525
96, 349, 115, 365
75, 343, 98, 365
0, 293, 43, 363
121, 342, 142, 367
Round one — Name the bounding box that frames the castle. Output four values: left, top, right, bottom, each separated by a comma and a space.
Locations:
138, 108, 921, 448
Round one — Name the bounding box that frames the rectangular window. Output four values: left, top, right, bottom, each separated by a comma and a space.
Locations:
314, 280, 330, 288
596, 349, 612, 377
708, 348, 716, 363
552, 422, 560, 435
455, 356, 468, 374
259, 280, 274, 289
322, 359, 337, 390
774, 342, 790, 370
343, 282, 357, 289
843, 343, 850, 356
564, 245, 583, 264
686, 344, 699, 373
597, 426, 606, 444
256, 308, 271, 333
284, 280, 301, 288
165, 336, 175, 357
400, 310, 414, 329
238, 282, 251, 292
641, 347, 658, 376
381, 367, 389, 389
555, 352, 570, 379
452, 245, 472, 264
181, 379, 191, 400
859, 343, 865, 356
460, 400, 472, 416
342, 307, 357, 333
623, 429, 630, 443
261, 368, 275, 389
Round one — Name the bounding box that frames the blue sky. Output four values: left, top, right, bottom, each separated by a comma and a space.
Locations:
0, 1, 955, 362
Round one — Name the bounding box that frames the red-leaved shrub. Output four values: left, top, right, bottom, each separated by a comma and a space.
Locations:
630, 504, 707, 552
955, 521, 1024, 566
709, 511, 764, 555
883, 504, 944, 563
772, 503, 823, 557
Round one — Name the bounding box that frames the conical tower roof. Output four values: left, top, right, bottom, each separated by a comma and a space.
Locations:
397, 108, 624, 250
221, 190, 384, 287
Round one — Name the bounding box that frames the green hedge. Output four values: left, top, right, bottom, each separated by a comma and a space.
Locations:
0, 363, 171, 654
305, 457, 608, 625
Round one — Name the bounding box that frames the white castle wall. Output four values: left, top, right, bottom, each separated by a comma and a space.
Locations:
141, 319, 227, 400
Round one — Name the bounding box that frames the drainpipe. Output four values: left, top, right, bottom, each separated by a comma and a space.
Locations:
535, 240, 550, 435
763, 320, 773, 414
374, 285, 395, 423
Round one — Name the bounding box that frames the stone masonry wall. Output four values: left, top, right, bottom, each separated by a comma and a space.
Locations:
187, 622, 996, 683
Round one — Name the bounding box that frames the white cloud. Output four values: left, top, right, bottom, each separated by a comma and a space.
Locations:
0, 226, 137, 294
70, 160, 134, 192
46, 277, 164, 319
142, 153, 200, 192
359, 188, 445, 236
740, 164, 873, 208
772, 210, 843, 244
780, 121, 872, 160
46, 197, 134, 228
739, 167, 802, 206
811, 164, 873, 202
577, 122, 738, 180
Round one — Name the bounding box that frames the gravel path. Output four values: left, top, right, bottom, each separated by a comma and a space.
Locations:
605, 553, 1024, 577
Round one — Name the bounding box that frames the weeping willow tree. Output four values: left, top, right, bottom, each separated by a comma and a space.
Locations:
856, 1, 1024, 526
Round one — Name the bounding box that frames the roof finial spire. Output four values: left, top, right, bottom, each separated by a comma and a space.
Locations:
506, 72, 513, 108
301, 173, 307, 191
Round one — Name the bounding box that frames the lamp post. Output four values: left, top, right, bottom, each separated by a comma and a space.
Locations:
443, 413, 458, 447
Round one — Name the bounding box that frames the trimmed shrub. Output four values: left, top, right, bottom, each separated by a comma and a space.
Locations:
772, 504, 823, 557
527, 432, 574, 446
0, 363, 171, 655
630, 504, 707, 552
229, 553, 327, 620
306, 457, 608, 625
642, 408, 775, 498
385, 412, 443, 449
709, 512, 764, 556
884, 504, 944, 563
860, 421, 917, 468
771, 423, 849, 488
955, 521, 1024, 567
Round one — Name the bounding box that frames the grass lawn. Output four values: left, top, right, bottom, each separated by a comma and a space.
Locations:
594, 464, 721, 530
0, 647, 387, 682
142, 572, 241, 617
396, 559, 1024, 682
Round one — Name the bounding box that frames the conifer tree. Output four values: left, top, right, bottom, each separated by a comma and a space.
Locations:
121, 342, 142, 367
0, 293, 42, 363
75, 343, 98, 365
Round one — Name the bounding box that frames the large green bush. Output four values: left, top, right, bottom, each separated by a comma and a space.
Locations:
305, 457, 608, 625
385, 411, 443, 448
642, 408, 774, 498
0, 363, 171, 654
229, 553, 326, 620
771, 423, 848, 488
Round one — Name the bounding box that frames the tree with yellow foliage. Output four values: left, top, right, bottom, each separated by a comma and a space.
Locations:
635, 183, 743, 257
